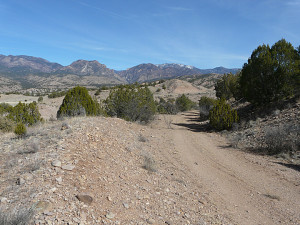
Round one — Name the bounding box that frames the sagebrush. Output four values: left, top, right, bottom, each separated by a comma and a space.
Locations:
263, 124, 299, 155
0, 206, 34, 225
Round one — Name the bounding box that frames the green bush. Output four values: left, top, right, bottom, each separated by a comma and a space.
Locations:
37, 96, 43, 102
240, 39, 300, 105
215, 73, 241, 100
57, 86, 102, 118
156, 97, 178, 115
48, 91, 66, 98
198, 96, 217, 120
14, 123, 27, 136
105, 84, 156, 123
94, 89, 101, 96
0, 116, 15, 132
209, 99, 239, 130
175, 94, 195, 112
7, 102, 43, 126
0, 103, 13, 115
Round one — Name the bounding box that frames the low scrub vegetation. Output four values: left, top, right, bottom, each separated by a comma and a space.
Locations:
104, 84, 156, 123
0, 101, 42, 134
198, 96, 217, 120
263, 123, 299, 155
0, 116, 15, 132
215, 72, 241, 100
37, 96, 43, 102
0, 103, 13, 115
142, 152, 157, 172
0, 206, 35, 225
175, 94, 196, 112
57, 86, 104, 118
7, 102, 43, 126
95, 86, 110, 96
156, 97, 178, 115
209, 99, 239, 131
14, 123, 27, 137
48, 90, 67, 98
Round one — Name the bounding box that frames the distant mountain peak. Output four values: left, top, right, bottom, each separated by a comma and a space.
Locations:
156, 63, 195, 70
0, 54, 62, 73
0, 54, 240, 89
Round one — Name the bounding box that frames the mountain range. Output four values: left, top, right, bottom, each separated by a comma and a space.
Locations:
0, 54, 240, 91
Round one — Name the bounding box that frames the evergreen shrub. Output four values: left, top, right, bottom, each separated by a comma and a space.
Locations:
57, 86, 102, 118
209, 99, 239, 130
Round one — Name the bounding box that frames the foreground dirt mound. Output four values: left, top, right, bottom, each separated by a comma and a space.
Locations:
0, 116, 230, 224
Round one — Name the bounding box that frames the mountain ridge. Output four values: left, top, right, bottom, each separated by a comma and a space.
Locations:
0, 54, 240, 91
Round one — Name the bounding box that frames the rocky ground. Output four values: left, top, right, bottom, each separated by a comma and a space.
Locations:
226, 97, 300, 161
0, 83, 299, 225
0, 116, 232, 224
1, 109, 299, 224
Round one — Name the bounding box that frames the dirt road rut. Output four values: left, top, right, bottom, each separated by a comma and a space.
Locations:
152, 111, 300, 225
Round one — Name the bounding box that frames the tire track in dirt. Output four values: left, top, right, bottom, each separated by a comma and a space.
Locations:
155, 111, 300, 225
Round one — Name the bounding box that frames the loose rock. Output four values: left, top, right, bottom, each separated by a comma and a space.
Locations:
62, 164, 75, 171
51, 160, 61, 168
76, 194, 93, 205
106, 212, 116, 219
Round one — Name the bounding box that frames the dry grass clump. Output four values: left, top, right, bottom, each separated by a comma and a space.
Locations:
17, 139, 40, 154
142, 152, 157, 172
138, 134, 148, 142
0, 206, 35, 225
263, 123, 299, 155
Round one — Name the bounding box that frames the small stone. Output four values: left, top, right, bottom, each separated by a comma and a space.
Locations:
22, 173, 33, 181
56, 177, 62, 184
106, 212, 116, 219
62, 164, 75, 171
144, 195, 150, 199
107, 196, 112, 201
123, 203, 129, 209
16, 177, 25, 185
51, 160, 61, 168
76, 194, 93, 205
50, 187, 57, 192
43, 211, 54, 216
0, 197, 8, 203
73, 218, 80, 223
35, 201, 52, 213
147, 218, 155, 224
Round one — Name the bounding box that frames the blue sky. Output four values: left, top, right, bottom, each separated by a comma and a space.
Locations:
0, 0, 299, 70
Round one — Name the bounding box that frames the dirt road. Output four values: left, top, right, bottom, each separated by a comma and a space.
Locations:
152, 111, 300, 225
